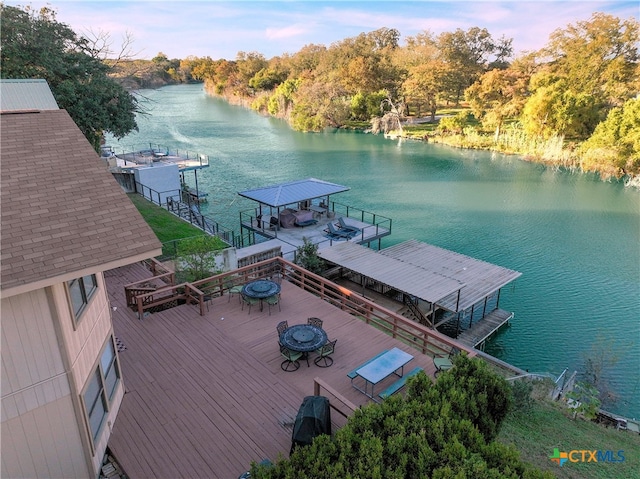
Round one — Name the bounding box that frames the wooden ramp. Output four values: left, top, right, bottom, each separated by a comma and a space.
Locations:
456, 309, 513, 349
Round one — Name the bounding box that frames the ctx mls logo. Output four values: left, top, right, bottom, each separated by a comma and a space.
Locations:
550, 449, 568, 466
550, 448, 625, 466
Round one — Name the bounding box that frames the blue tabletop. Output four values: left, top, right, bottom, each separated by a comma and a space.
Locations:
242, 280, 281, 299
356, 347, 413, 384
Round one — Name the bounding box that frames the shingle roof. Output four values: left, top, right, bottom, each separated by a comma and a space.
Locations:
238, 178, 349, 207
1, 109, 162, 296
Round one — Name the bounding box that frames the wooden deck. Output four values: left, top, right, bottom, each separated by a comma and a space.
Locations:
105, 263, 438, 478
456, 309, 514, 349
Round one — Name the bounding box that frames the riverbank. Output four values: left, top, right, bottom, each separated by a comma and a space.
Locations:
205, 84, 638, 187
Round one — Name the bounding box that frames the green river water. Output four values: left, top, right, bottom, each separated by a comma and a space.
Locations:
109, 84, 640, 418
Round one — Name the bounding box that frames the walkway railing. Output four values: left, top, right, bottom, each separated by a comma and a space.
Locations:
131, 186, 241, 249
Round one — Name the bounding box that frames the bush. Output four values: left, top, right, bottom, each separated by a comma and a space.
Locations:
175, 235, 224, 282
294, 238, 326, 275
248, 355, 552, 478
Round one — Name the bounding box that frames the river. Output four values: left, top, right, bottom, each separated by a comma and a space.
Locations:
108, 83, 640, 418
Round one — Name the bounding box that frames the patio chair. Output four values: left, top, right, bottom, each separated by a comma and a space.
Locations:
226, 279, 243, 303
265, 293, 281, 315
314, 339, 337, 368
307, 317, 323, 328
433, 347, 460, 376
337, 217, 360, 234
326, 221, 354, 239
276, 320, 289, 338
280, 345, 303, 371
270, 265, 283, 284
241, 294, 259, 314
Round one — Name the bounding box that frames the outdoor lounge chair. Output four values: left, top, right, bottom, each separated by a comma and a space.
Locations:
337, 217, 360, 234
326, 221, 355, 239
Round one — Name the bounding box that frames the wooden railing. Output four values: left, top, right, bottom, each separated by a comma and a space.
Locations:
314, 377, 357, 428
125, 256, 473, 360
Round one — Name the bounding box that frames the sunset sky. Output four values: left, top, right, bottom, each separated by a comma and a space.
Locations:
7, 1, 638, 60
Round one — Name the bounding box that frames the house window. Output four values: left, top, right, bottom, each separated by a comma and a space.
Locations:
83, 338, 121, 442
68, 274, 97, 320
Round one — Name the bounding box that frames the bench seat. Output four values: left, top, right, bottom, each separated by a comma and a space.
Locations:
347, 349, 389, 380
378, 367, 424, 399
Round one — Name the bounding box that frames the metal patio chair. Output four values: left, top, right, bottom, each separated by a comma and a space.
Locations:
280, 345, 303, 371
314, 339, 337, 368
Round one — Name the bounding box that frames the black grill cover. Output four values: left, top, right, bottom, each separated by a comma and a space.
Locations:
290, 396, 331, 454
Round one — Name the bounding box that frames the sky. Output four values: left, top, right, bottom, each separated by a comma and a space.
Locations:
7, 1, 639, 60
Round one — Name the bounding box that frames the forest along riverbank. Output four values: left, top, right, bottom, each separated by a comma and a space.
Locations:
108, 84, 640, 419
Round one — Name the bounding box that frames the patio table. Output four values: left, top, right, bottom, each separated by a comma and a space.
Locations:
280, 324, 328, 366
242, 280, 281, 311
353, 347, 414, 400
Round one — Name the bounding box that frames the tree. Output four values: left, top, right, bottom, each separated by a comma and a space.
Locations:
290, 80, 349, 131
543, 12, 639, 108
579, 97, 640, 177
565, 381, 601, 421
520, 75, 601, 139
294, 238, 325, 275
465, 67, 529, 140
175, 236, 224, 282
436, 27, 513, 104
0, 4, 139, 150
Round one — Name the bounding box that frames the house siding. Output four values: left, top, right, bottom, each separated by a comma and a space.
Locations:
1, 274, 122, 478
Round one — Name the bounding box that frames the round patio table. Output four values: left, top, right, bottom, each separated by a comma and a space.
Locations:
280, 324, 328, 353
242, 280, 281, 311
241, 279, 281, 299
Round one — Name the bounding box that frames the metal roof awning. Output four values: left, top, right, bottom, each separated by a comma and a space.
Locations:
238, 178, 349, 208
318, 242, 464, 305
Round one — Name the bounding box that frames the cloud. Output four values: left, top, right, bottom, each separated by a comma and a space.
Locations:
265, 24, 310, 40
4, 0, 637, 60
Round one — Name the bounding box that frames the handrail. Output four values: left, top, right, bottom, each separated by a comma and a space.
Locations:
313, 377, 358, 420
402, 295, 431, 327
125, 256, 539, 379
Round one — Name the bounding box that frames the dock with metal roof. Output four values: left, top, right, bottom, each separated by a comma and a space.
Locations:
318, 241, 521, 346
238, 178, 392, 256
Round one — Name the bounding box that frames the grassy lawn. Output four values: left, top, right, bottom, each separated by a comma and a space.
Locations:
128, 193, 206, 243
128, 193, 230, 259
499, 399, 640, 479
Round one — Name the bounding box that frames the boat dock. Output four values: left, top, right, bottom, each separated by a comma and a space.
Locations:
456, 309, 513, 350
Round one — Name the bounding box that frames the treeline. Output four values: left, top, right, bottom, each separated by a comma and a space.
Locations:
179, 14, 639, 181
3, 4, 637, 180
